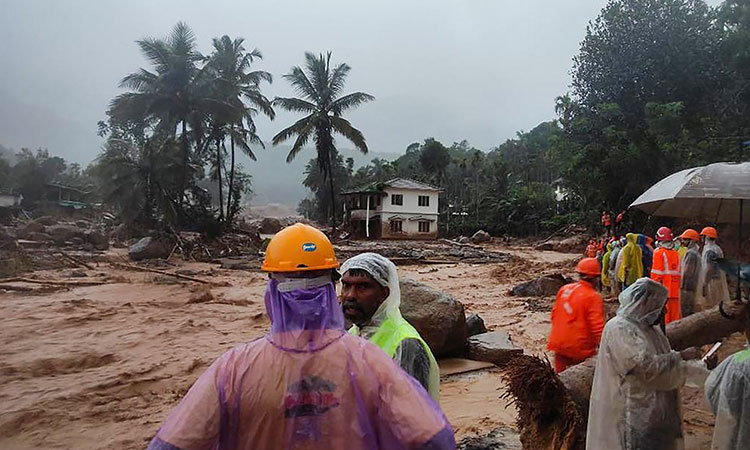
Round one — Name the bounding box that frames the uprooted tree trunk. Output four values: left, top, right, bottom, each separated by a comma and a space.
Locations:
501, 304, 746, 450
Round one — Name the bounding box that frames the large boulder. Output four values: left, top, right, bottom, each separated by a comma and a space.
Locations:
467, 331, 523, 366
259, 217, 283, 234
471, 230, 491, 244
399, 278, 468, 358
46, 224, 83, 244
536, 236, 586, 253
457, 236, 471, 244
512, 273, 570, 297
466, 313, 488, 337
85, 230, 109, 250
129, 237, 172, 261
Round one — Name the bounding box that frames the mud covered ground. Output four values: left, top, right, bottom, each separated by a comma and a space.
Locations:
0, 242, 733, 449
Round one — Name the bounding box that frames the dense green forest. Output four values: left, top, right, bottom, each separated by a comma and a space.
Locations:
3, 0, 750, 237
301, 0, 750, 236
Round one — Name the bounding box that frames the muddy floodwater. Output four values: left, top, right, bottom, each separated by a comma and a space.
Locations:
0, 244, 725, 449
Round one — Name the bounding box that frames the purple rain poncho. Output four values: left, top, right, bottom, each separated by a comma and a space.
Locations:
147, 278, 455, 450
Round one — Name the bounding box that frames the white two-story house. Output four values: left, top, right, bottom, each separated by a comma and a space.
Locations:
342, 178, 440, 239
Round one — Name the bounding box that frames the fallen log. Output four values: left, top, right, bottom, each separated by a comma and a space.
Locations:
559, 304, 747, 415
110, 261, 214, 284
0, 277, 107, 286
58, 252, 95, 270
501, 303, 746, 449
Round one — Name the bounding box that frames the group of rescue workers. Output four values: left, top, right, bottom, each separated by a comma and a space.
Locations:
143, 221, 747, 450
550, 225, 749, 449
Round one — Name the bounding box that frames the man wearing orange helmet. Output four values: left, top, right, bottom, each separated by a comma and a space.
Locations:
147, 223, 455, 450
697, 226, 731, 311
678, 229, 701, 317
651, 226, 682, 324
547, 257, 605, 373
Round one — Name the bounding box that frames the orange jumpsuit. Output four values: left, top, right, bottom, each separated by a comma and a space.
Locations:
548, 280, 605, 373
651, 246, 682, 324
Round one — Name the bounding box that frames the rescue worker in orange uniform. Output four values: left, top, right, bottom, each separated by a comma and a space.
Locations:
585, 239, 599, 258
548, 257, 606, 373
651, 226, 682, 324
601, 211, 613, 235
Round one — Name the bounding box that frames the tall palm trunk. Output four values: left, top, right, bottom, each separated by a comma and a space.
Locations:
215, 136, 224, 221
326, 148, 337, 234
226, 129, 236, 223
181, 120, 189, 204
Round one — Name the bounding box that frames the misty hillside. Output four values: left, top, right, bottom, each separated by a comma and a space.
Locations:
0, 143, 16, 165
239, 144, 399, 207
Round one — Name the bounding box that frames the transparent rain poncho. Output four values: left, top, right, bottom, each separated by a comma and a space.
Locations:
342, 253, 440, 401
705, 348, 750, 450
680, 240, 702, 317
608, 241, 622, 295
586, 278, 687, 450
147, 276, 454, 450
697, 237, 731, 311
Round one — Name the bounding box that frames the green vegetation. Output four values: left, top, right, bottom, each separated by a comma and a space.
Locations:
96, 23, 273, 230
301, 0, 750, 236
273, 52, 374, 228
5, 0, 750, 238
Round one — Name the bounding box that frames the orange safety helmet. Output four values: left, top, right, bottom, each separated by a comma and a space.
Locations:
656, 226, 674, 241
700, 226, 718, 239
262, 223, 339, 272
576, 257, 601, 276
678, 229, 700, 241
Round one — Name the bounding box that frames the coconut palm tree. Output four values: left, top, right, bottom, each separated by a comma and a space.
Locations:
109, 22, 206, 207
272, 52, 374, 227
208, 36, 274, 222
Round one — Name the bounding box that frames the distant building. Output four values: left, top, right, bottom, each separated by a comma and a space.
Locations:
342, 178, 440, 239
0, 193, 22, 208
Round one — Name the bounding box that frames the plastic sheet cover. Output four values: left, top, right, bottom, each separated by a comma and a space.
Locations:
147, 278, 454, 450
680, 241, 701, 316
586, 278, 687, 450
697, 238, 731, 311
706, 348, 750, 450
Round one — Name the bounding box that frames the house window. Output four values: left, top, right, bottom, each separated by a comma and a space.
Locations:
418, 195, 430, 207
376, 196, 381, 206
390, 220, 403, 233
391, 194, 403, 206
418, 221, 430, 233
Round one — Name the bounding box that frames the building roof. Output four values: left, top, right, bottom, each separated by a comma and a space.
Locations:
342, 177, 440, 195
383, 178, 441, 191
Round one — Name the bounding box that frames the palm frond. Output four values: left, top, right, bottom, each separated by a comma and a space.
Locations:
272, 114, 315, 145
328, 62, 352, 99
282, 65, 318, 102
136, 38, 171, 73
242, 88, 275, 119
330, 116, 368, 154
330, 92, 375, 116
273, 97, 317, 114
119, 69, 158, 91
287, 121, 315, 163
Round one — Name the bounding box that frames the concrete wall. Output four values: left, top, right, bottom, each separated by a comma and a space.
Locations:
380, 212, 439, 240
379, 187, 438, 216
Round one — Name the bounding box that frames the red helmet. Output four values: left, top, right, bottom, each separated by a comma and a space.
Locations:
576, 257, 601, 276
656, 226, 674, 241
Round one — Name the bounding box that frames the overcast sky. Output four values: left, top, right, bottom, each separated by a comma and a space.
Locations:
0, 0, 724, 165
